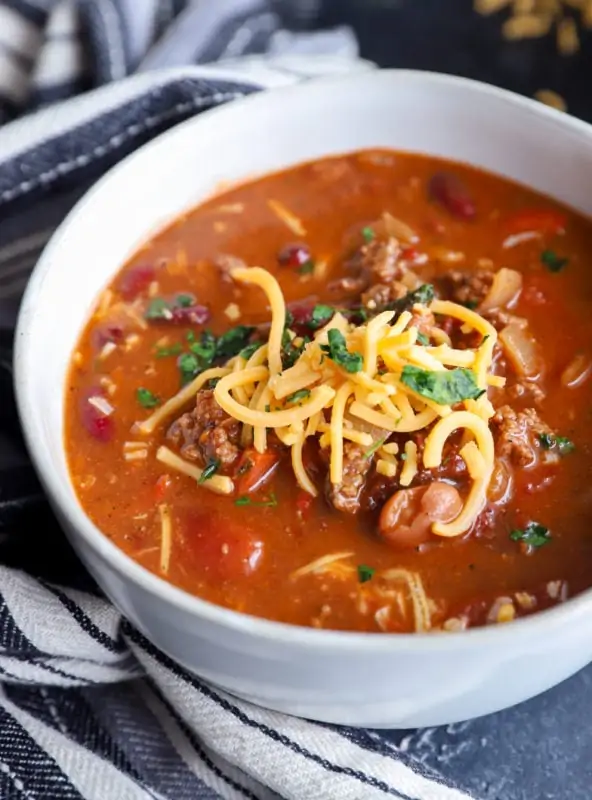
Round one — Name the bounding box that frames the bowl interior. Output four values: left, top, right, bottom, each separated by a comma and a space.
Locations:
15, 68, 592, 634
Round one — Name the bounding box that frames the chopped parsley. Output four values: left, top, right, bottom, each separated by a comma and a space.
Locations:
178, 352, 200, 385
357, 564, 376, 583
463, 299, 479, 310
363, 437, 386, 459
298, 260, 315, 275
239, 342, 260, 360
400, 453, 408, 461
541, 249, 568, 273
320, 329, 363, 373
215, 325, 255, 359
155, 342, 183, 358
145, 297, 171, 320
175, 293, 194, 307
281, 329, 308, 368
510, 522, 551, 549
538, 433, 575, 456
361, 226, 375, 243
401, 365, 484, 405
136, 387, 160, 408
198, 459, 220, 484
235, 492, 278, 508
384, 284, 435, 316
416, 332, 430, 346
311, 304, 335, 327
188, 330, 217, 368
286, 389, 311, 404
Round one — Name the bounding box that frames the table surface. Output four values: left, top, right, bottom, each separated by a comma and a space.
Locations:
316, 2, 592, 798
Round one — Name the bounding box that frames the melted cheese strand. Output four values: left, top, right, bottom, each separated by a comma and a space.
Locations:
330, 381, 354, 484
423, 411, 494, 537
231, 267, 285, 376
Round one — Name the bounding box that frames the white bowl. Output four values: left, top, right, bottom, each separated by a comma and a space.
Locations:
15, 69, 592, 729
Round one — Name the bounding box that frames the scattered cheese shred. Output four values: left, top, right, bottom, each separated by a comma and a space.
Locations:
159, 504, 172, 573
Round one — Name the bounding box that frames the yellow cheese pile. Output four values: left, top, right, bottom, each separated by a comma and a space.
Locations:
140, 267, 503, 538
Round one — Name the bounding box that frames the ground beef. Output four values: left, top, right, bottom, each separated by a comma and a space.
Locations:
359, 238, 403, 284
326, 442, 372, 514
167, 389, 241, 469
215, 254, 247, 283
445, 269, 494, 307
361, 280, 408, 309
491, 405, 555, 468
505, 380, 546, 405
409, 306, 436, 335
484, 309, 527, 331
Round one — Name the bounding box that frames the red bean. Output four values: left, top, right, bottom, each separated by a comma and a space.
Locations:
170, 304, 210, 325
79, 387, 114, 442
428, 172, 476, 220
91, 322, 125, 350
118, 265, 156, 300
277, 242, 312, 269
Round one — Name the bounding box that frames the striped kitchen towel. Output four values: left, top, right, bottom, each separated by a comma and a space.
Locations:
0, 567, 474, 800
0, 1, 476, 798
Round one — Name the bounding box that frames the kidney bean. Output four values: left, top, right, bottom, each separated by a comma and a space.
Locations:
170, 304, 210, 325
428, 172, 476, 220
118, 265, 156, 300
277, 242, 312, 269
79, 387, 114, 442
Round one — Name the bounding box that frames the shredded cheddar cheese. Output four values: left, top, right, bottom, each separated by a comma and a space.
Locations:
138, 267, 502, 538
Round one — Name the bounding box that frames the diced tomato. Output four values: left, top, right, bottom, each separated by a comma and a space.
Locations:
296, 491, 313, 519
185, 513, 264, 580
505, 208, 567, 236
118, 265, 156, 300
235, 449, 280, 495
155, 474, 172, 501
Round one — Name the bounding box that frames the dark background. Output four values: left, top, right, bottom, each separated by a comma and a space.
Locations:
2, 2, 590, 798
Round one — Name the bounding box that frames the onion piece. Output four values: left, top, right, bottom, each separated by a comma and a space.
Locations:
374, 212, 418, 244
479, 268, 522, 313
499, 322, 540, 377
561, 353, 592, 388
88, 395, 114, 416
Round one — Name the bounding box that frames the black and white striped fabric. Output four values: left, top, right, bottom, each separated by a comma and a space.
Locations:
0, 2, 479, 798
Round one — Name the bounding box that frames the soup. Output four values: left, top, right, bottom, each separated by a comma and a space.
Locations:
65, 150, 592, 633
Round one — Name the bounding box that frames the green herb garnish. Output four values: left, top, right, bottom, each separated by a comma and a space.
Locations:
136, 387, 160, 408
175, 293, 194, 308
416, 332, 430, 346
361, 226, 375, 243
400, 453, 408, 461
357, 564, 376, 583
363, 437, 386, 459
198, 459, 220, 484
538, 433, 575, 455
189, 330, 217, 368
541, 249, 568, 273
463, 300, 479, 310
383, 284, 435, 317
401, 365, 484, 405
286, 389, 311, 404
311, 305, 334, 327
298, 261, 315, 275
145, 297, 171, 320
239, 342, 260, 360
281, 329, 308, 369
155, 342, 183, 358
510, 522, 551, 549
235, 492, 278, 508
216, 325, 255, 358
320, 329, 363, 374
178, 353, 200, 385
